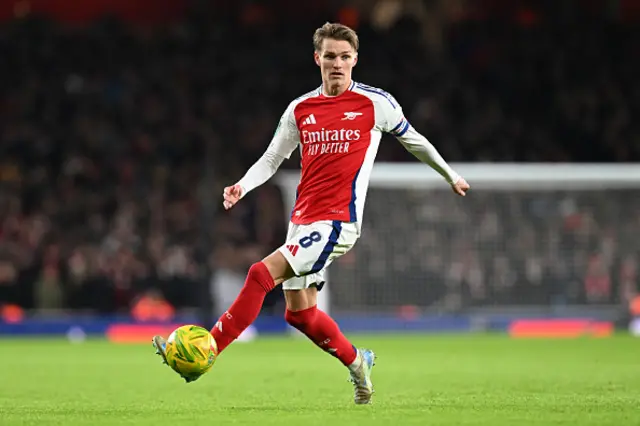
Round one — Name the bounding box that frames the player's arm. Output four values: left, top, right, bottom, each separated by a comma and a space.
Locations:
385, 105, 469, 196
223, 104, 300, 210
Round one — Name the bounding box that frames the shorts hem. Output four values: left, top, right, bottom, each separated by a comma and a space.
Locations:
279, 246, 303, 277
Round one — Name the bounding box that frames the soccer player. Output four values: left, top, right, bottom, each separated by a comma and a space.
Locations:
153, 22, 469, 404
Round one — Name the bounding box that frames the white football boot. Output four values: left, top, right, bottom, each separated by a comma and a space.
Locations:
152, 335, 200, 383
348, 348, 376, 404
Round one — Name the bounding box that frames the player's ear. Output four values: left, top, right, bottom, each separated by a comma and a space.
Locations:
353, 53, 358, 67
314, 51, 321, 67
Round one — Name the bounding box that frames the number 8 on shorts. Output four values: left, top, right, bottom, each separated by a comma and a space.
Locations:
279, 220, 359, 278
299, 231, 322, 248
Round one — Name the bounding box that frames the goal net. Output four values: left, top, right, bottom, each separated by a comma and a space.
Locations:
275, 163, 640, 315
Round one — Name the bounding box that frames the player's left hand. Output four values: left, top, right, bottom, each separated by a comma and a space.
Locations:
451, 176, 470, 196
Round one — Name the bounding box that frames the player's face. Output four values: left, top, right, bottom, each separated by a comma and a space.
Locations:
315, 39, 357, 94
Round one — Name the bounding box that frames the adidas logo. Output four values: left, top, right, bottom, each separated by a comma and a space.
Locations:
302, 114, 317, 126
286, 244, 299, 256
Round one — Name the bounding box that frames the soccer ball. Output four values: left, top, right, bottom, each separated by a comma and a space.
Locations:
165, 325, 218, 381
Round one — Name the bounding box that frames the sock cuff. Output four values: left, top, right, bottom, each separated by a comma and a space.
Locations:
249, 261, 276, 292
285, 304, 317, 319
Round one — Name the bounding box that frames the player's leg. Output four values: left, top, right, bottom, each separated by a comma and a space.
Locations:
161, 220, 300, 364
153, 219, 374, 395
202, 219, 312, 355
209, 250, 293, 353
209, 219, 342, 354
283, 285, 317, 311
153, 248, 293, 379
282, 267, 376, 402
284, 286, 359, 366
206, 219, 349, 354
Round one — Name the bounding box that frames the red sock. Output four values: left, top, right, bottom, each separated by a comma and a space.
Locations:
285, 305, 357, 366
211, 262, 275, 353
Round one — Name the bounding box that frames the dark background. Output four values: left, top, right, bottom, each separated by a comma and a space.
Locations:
0, 0, 638, 322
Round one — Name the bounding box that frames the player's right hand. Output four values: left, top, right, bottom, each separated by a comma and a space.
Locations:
222, 184, 243, 210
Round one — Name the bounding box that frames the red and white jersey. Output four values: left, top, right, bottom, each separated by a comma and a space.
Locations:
267, 81, 419, 228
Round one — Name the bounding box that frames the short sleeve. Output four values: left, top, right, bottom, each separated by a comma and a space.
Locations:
266, 103, 300, 159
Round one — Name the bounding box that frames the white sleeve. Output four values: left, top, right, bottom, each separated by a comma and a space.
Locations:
395, 126, 460, 184
382, 101, 459, 185
236, 151, 287, 197
265, 102, 300, 159
236, 103, 300, 196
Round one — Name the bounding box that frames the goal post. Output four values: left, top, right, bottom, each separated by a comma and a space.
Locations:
275, 163, 640, 315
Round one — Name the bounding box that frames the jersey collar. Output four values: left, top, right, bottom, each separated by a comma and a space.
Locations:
319, 80, 356, 97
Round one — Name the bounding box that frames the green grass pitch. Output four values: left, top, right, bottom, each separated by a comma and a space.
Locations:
0, 334, 639, 425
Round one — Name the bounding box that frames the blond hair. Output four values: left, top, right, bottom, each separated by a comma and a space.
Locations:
313, 22, 359, 52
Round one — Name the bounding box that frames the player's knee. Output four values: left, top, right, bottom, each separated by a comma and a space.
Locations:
262, 251, 295, 285
285, 306, 317, 329
246, 262, 276, 293
247, 262, 265, 278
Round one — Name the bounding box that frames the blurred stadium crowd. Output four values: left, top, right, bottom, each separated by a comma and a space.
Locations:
333, 188, 640, 313
0, 0, 638, 315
